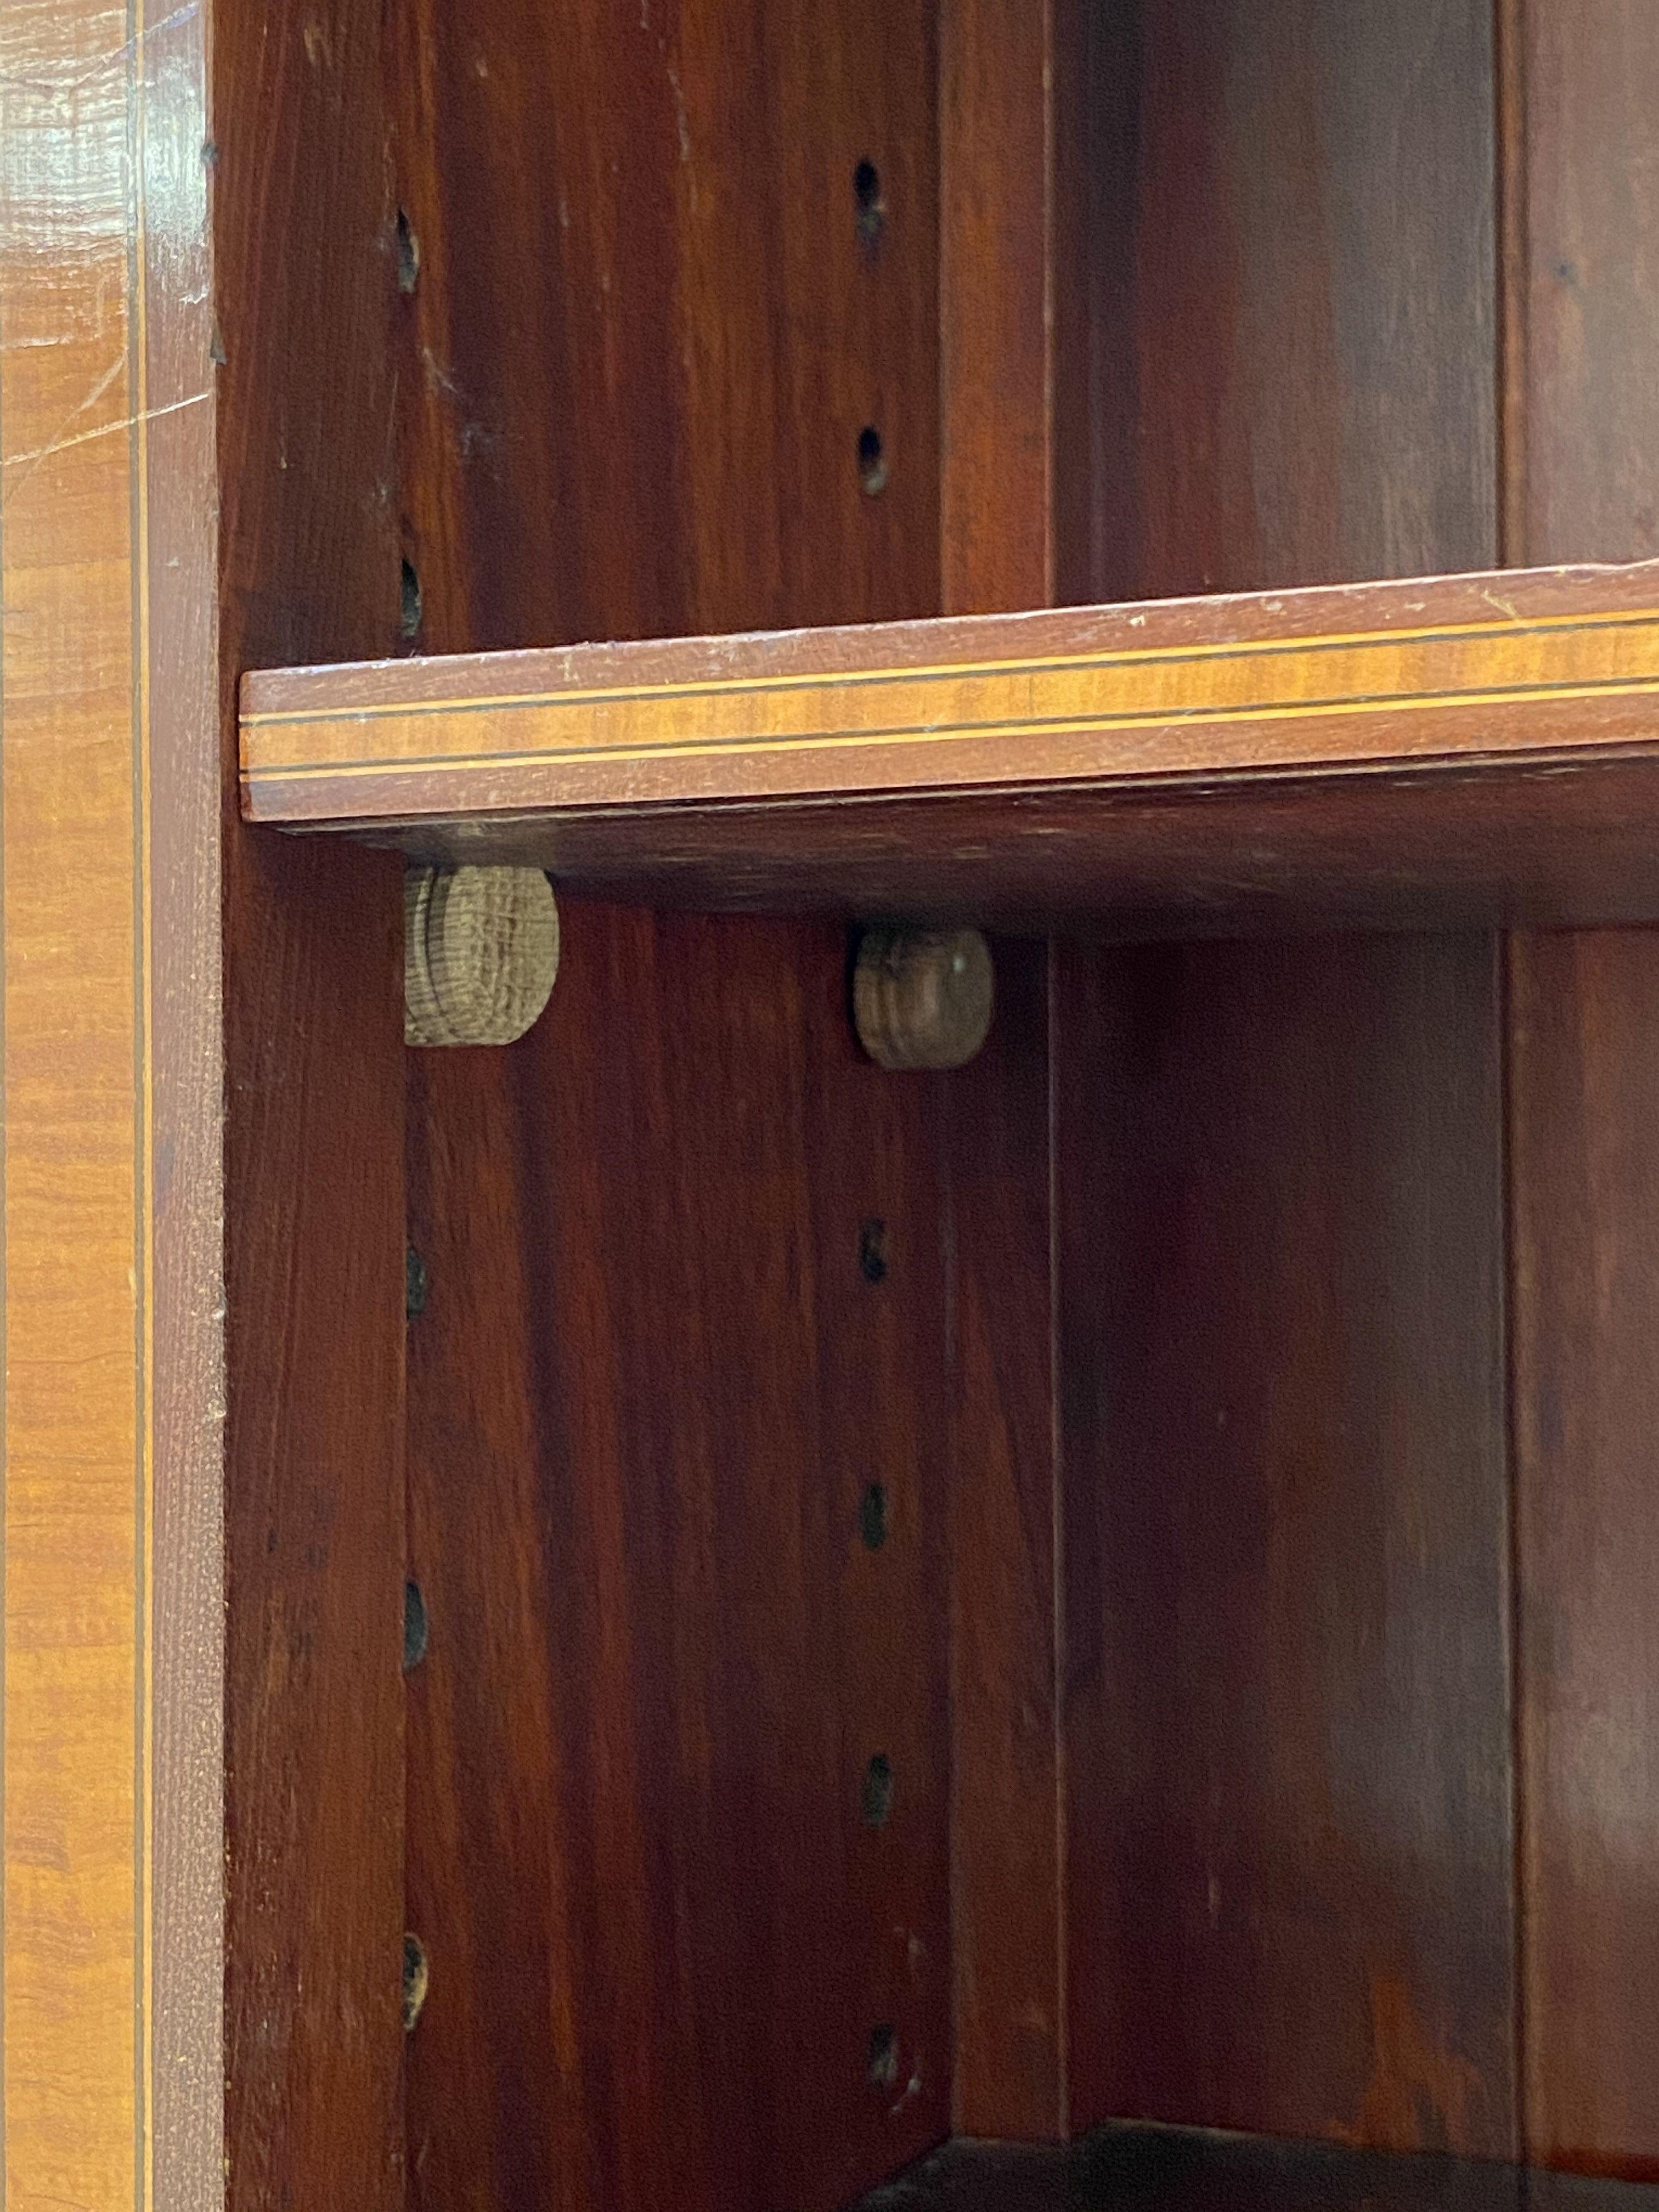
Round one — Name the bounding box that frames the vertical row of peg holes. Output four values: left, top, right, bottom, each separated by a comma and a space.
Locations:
404, 1246, 430, 2033
857, 143, 893, 2094
393, 162, 902, 2068
394, 206, 424, 642
859, 1216, 898, 2094
855, 159, 887, 497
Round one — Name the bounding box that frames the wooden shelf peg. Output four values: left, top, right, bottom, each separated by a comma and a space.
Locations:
404, 865, 561, 1046
853, 926, 994, 1070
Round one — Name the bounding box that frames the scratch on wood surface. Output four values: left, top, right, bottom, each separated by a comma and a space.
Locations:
3, 387, 208, 502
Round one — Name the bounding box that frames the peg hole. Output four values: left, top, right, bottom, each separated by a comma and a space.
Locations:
858, 1218, 888, 1284
403, 1934, 429, 2032
399, 556, 423, 640
403, 1580, 429, 1672
862, 1753, 894, 1828
396, 208, 421, 294
868, 2024, 900, 2090
857, 425, 887, 496
860, 1481, 889, 1551
854, 159, 885, 244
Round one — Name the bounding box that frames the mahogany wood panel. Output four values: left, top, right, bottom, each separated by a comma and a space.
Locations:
214, 1, 408, 2208
1059, 0, 1517, 2157
391, 0, 939, 651
405, 907, 950, 2212
1510, 934, 1659, 2180
855, 2126, 1659, 2212
1059, 938, 1515, 2155
0, 0, 222, 2204
939, 0, 1078, 2138
943, 943, 1060, 2137
1082, 0, 1496, 598
1505, 1, 1659, 2175
391, 3, 951, 2208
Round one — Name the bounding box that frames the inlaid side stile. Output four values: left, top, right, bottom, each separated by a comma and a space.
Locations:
0, 0, 222, 2206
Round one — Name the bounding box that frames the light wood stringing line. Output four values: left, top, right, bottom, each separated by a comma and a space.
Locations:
242, 608, 1659, 797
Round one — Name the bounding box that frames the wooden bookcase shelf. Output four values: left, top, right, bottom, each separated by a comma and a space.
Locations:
242, 558, 1659, 931
851, 2126, 1659, 2212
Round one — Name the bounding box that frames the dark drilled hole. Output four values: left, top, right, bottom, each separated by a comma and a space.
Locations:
403, 1579, 429, 1673
860, 1481, 888, 1551
862, 1752, 894, 1829
857, 425, 887, 496
405, 1244, 428, 1319
858, 1218, 888, 1284
399, 556, 423, 640
868, 2024, 899, 2090
403, 1934, 430, 2032
854, 158, 885, 244
396, 207, 421, 294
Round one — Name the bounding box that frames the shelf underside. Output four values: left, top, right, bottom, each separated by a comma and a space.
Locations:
242, 560, 1659, 930
852, 2127, 1659, 2212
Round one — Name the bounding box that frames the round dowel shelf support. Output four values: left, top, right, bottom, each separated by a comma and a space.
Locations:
853, 926, 994, 1070
404, 864, 560, 1047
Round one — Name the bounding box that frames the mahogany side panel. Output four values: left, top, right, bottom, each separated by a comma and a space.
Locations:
1085, 0, 1496, 597
405, 908, 950, 2212
1510, 933, 1659, 2180
392, 0, 939, 649
1059, 936, 1515, 2154
392, 3, 951, 2208
1060, 0, 1519, 2155
214, 1, 408, 2208
942, 940, 1060, 2138
1508, 0, 1659, 2174
939, 0, 1073, 2138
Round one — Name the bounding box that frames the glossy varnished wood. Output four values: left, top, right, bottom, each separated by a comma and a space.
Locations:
1058, 0, 1518, 2157
392, 4, 951, 2207
0, 0, 223, 2204
214, 0, 408, 2207
1504, 0, 1659, 2176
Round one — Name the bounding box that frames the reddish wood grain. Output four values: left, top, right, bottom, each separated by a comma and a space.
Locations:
391, 3, 951, 2207
939, 0, 1070, 2138
943, 943, 1060, 2138
1059, 936, 1515, 2155
215, 1, 408, 2208
1510, 934, 1659, 2180
405, 908, 950, 2212
1505, 2, 1659, 2176
391, 0, 938, 650
1058, 0, 1519, 2158
1086, 0, 1496, 598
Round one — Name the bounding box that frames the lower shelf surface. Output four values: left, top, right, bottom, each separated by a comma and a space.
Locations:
851, 2125, 1659, 2212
